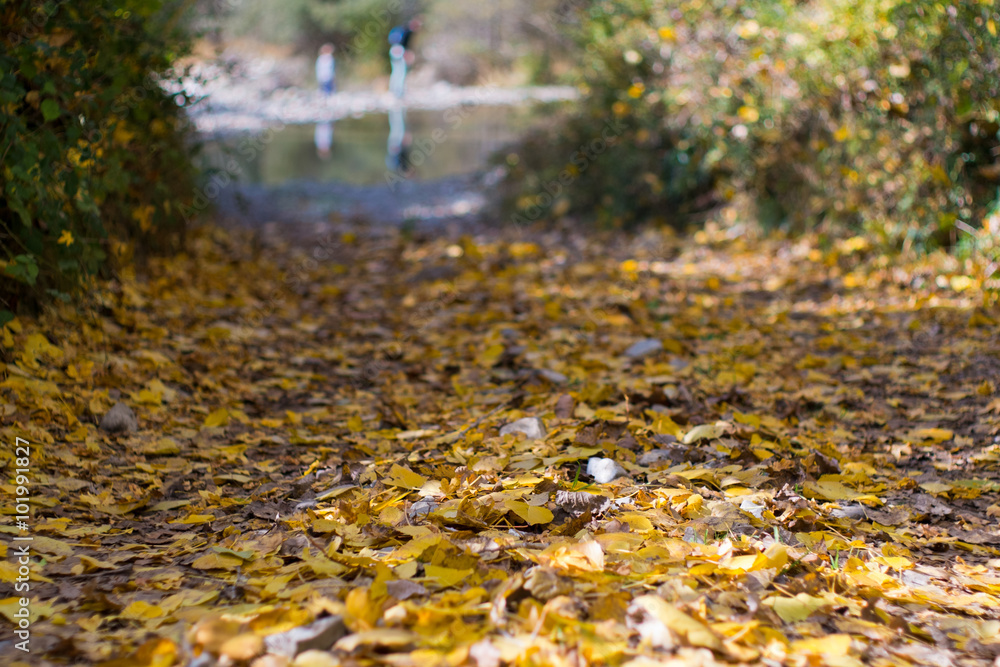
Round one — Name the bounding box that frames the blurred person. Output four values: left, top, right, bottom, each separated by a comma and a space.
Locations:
316, 43, 336, 97
387, 18, 420, 98
386, 107, 412, 174
388, 43, 407, 98
314, 121, 333, 159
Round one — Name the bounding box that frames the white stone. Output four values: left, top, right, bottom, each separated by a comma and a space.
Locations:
500, 417, 546, 440
624, 338, 663, 359
587, 457, 625, 484
739, 498, 766, 519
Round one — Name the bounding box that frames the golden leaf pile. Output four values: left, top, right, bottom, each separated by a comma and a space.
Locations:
2, 224, 999, 666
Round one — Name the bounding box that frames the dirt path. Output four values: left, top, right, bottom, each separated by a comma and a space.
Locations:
4, 222, 1000, 666
213, 172, 494, 229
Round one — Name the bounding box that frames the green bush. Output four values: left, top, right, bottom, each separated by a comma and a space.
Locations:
1, 0, 197, 314
499, 0, 1000, 246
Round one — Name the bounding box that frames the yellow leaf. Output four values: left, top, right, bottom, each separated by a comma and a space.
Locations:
791, 633, 851, 656
649, 413, 684, 439
133, 388, 162, 406
717, 554, 764, 574
104, 638, 178, 667
169, 514, 215, 525
763, 543, 788, 570
0, 596, 56, 624
919, 482, 952, 496
801, 480, 863, 502
737, 106, 759, 123
424, 564, 475, 588
538, 539, 605, 573
770, 593, 830, 622
384, 464, 426, 490
683, 422, 728, 444
203, 408, 230, 428
191, 552, 245, 571
120, 600, 165, 620
733, 412, 761, 428
875, 556, 913, 570
335, 629, 416, 652
630, 595, 723, 650
619, 513, 654, 533
505, 500, 554, 525
347, 414, 364, 432
301, 547, 348, 577
477, 343, 505, 368
909, 428, 953, 444
57, 229, 74, 246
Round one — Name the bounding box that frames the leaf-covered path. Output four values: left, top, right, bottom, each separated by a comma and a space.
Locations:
3, 223, 1000, 666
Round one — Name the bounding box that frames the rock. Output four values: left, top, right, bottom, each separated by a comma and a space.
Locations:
586, 457, 627, 484
500, 417, 546, 440
829, 503, 868, 520
264, 616, 347, 658
408, 499, 438, 519
638, 448, 685, 466
624, 338, 663, 359
537, 369, 567, 384
739, 498, 766, 519
99, 402, 138, 434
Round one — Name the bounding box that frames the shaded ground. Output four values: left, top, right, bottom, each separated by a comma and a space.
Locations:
214, 172, 492, 228
2, 221, 1000, 666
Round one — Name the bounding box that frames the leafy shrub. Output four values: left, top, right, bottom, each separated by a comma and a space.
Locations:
499, 0, 1000, 246
1, 0, 197, 314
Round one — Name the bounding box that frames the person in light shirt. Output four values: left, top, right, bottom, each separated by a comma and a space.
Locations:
387, 19, 420, 98
316, 44, 336, 97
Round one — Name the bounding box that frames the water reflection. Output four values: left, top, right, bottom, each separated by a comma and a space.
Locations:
385, 107, 412, 176
314, 121, 333, 160
201, 105, 543, 187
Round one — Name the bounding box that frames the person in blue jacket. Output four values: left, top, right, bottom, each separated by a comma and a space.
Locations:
388, 18, 420, 98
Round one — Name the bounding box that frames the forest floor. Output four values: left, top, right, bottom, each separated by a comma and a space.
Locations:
3, 219, 1000, 667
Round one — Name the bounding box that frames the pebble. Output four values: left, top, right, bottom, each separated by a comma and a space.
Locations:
624, 338, 663, 359
537, 369, 567, 384
586, 457, 626, 484
99, 402, 138, 434
264, 616, 347, 657
500, 417, 546, 440
739, 498, 766, 519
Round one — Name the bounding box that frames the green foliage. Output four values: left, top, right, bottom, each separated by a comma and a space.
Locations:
1, 0, 197, 308
499, 0, 1000, 244
214, 0, 575, 85
218, 0, 412, 59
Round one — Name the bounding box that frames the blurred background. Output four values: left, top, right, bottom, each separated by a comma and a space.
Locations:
2, 0, 1000, 311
